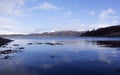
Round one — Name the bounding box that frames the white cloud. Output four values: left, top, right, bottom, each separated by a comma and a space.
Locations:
0, 0, 25, 16
31, 2, 59, 11
56, 19, 85, 31
69, 19, 80, 23
88, 8, 119, 29
90, 11, 96, 15
0, 16, 35, 34
0, 17, 14, 24
93, 24, 112, 28
31, 0, 37, 2
39, 2, 59, 10
0, 17, 17, 34
0, 0, 26, 34
63, 11, 73, 17
0, 16, 27, 34
111, 16, 119, 19
99, 8, 115, 19
112, 20, 118, 24
96, 8, 120, 28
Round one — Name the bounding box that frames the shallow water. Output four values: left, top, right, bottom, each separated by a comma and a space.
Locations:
0, 36, 120, 75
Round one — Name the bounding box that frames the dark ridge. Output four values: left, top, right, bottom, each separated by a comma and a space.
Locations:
80, 25, 120, 37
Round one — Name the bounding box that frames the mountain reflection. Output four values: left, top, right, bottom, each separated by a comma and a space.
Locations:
96, 41, 120, 48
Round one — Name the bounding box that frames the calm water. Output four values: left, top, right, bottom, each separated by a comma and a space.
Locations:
0, 36, 120, 75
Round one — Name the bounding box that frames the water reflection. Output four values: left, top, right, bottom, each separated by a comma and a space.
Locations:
96, 41, 120, 48
0, 37, 120, 75
86, 40, 120, 65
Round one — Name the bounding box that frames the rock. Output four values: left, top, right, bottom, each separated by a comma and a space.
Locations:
45, 42, 63, 45
50, 55, 56, 58
35, 42, 43, 44
13, 44, 19, 46
115, 68, 120, 72
28, 43, 33, 45
45, 42, 55, 45
1, 45, 7, 48
4, 55, 10, 59
55, 43, 63, 45
19, 47, 25, 50
0, 37, 13, 47
0, 49, 12, 54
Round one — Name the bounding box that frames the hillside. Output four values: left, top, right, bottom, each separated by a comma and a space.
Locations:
80, 25, 120, 37
29, 31, 84, 37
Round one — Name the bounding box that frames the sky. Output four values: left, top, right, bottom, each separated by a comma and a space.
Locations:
0, 0, 120, 34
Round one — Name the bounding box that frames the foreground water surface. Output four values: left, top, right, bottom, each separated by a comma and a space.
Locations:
0, 36, 120, 75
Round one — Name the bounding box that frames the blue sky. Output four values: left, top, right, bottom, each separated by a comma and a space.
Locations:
0, 0, 120, 34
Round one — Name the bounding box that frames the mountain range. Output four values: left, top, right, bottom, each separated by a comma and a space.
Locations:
0, 25, 120, 37
28, 31, 84, 37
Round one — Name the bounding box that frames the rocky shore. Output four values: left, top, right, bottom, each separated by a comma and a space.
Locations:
0, 37, 12, 46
